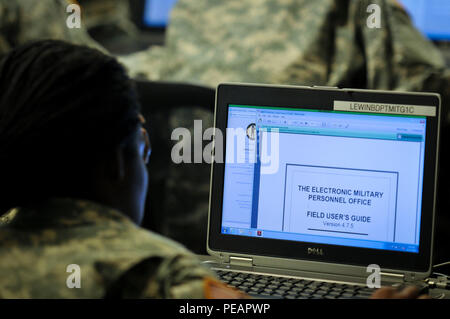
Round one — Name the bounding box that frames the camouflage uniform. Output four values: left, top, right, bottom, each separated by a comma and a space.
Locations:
0, 0, 106, 57
0, 198, 221, 298
77, 0, 138, 35
121, 0, 449, 106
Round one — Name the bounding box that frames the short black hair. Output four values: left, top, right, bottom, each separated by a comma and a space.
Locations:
0, 40, 141, 212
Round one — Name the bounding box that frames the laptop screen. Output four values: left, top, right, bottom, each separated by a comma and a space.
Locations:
221, 105, 427, 254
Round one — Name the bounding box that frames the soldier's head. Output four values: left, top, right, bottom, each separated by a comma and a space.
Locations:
0, 40, 150, 224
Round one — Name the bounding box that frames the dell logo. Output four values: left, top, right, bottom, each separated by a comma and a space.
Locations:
307, 247, 324, 256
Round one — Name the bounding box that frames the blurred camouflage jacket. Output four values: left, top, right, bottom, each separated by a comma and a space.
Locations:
77, 0, 138, 36
0, 0, 105, 57
121, 0, 449, 117
0, 198, 217, 298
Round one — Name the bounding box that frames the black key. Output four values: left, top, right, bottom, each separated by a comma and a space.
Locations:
357, 290, 375, 296
286, 278, 301, 284
328, 291, 341, 296
359, 288, 376, 294
275, 289, 287, 295
248, 293, 282, 299
308, 282, 321, 289
343, 288, 357, 294
318, 286, 331, 292
324, 295, 337, 299
238, 286, 250, 292
334, 284, 347, 289
312, 293, 325, 299
250, 287, 262, 293
286, 295, 297, 299
267, 284, 279, 289
230, 281, 241, 286
294, 282, 307, 288
315, 290, 327, 296
303, 288, 316, 294
341, 292, 354, 298
292, 287, 304, 292
277, 286, 289, 291
287, 291, 299, 296
353, 294, 370, 299
254, 283, 266, 288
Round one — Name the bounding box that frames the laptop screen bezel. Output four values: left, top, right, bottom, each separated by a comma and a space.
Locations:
208, 83, 440, 273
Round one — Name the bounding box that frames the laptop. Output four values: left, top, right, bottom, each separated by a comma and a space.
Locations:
204, 83, 441, 299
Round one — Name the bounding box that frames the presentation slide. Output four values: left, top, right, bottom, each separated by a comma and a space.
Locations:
282, 165, 398, 242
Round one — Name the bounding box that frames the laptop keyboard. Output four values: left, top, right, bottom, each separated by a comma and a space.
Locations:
215, 270, 376, 299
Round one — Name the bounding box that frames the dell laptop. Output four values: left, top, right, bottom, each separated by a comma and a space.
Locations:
205, 83, 441, 299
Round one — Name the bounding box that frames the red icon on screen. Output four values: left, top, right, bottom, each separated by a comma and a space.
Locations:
257, 230, 262, 236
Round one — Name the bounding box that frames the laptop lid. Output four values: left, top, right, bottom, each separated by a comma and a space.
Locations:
208, 83, 441, 280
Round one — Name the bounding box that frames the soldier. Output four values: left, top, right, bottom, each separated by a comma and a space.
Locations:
0, 0, 215, 255
122, 0, 449, 100
0, 40, 243, 298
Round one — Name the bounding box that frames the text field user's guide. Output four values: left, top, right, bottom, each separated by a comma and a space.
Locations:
282, 165, 398, 241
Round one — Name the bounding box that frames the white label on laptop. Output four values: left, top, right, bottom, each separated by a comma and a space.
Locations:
334, 101, 436, 117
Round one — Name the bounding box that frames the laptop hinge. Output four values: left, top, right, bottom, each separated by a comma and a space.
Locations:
230, 256, 253, 268
381, 272, 409, 282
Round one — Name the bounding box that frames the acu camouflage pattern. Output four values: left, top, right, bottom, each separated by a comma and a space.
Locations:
77, 0, 138, 36
0, 198, 216, 298
0, 0, 106, 58
121, 0, 449, 117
